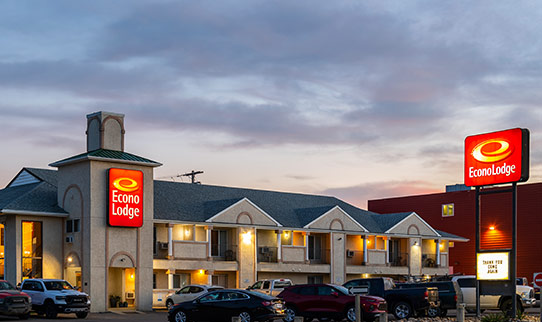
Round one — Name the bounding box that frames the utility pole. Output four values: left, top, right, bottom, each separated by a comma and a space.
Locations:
179, 170, 204, 184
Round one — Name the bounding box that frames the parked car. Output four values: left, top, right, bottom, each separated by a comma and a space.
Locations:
452, 275, 536, 314
0, 280, 32, 320
343, 277, 439, 319
168, 289, 285, 322
20, 279, 90, 319
166, 285, 224, 309
397, 280, 462, 317
247, 279, 293, 296
277, 283, 386, 322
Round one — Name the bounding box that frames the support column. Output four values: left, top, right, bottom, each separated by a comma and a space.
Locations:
167, 270, 174, 289
167, 224, 173, 259
385, 237, 389, 264
363, 236, 368, 264
436, 239, 441, 267
207, 226, 212, 259
276, 230, 282, 262
304, 233, 309, 262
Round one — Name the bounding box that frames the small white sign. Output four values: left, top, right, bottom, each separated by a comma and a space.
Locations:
477, 252, 509, 280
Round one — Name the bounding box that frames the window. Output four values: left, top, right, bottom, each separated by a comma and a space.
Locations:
66, 219, 80, 233
457, 278, 475, 288
200, 292, 221, 302
263, 281, 270, 289
153, 274, 156, 289
177, 286, 190, 294
317, 286, 334, 295
442, 204, 454, 217
307, 275, 323, 284
22, 221, 42, 279
173, 273, 190, 289
211, 230, 228, 257
189, 286, 204, 293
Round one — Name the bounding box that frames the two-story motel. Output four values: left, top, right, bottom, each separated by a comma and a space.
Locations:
0, 111, 467, 312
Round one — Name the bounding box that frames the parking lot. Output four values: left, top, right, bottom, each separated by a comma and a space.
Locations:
0, 307, 538, 322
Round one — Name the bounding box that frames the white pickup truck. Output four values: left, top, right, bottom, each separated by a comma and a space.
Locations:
452, 275, 535, 313
247, 279, 293, 296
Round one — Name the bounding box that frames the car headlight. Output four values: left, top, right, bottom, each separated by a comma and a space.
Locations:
27, 297, 31, 304
0, 298, 4, 304
56, 296, 66, 301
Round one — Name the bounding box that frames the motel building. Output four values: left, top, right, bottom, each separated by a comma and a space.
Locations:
0, 111, 467, 312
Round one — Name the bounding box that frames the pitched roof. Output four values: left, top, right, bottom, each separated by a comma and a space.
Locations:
153, 181, 383, 230
0, 182, 66, 215
369, 212, 412, 232
49, 149, 161, 167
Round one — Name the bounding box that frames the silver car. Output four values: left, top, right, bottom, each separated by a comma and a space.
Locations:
166, 285, 224, 309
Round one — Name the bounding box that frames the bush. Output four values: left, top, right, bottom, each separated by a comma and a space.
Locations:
481, 313, 509, 322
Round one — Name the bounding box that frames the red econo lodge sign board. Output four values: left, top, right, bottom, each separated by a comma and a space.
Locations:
109, 168, 143, 227
465, 128, 529, 187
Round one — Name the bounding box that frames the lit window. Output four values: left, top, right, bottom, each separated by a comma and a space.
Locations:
442, 204, 454, 217
22, 221, 42, 279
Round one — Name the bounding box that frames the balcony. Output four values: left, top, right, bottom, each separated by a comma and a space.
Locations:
211, 244, 237, 261
389, 252, 409, 267
257, 246, 278, 263
346, 250, 364, 266
422, 253, 438, 268
309, 248, 330, 264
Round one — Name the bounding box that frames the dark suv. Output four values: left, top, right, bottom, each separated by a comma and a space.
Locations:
397, 281, 462, 317
277, 284, 386, 322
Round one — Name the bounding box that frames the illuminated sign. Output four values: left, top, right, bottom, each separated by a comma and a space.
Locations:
465, 128, 529, 186
477, 252, 509, 280
108, 168, 143, 227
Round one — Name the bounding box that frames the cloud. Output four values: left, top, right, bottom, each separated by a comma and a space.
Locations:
321, 180, 441, 209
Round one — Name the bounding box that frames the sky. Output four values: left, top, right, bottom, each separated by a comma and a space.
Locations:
1, 1, 542, 209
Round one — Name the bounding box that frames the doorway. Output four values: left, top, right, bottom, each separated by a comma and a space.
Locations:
108, 268, 136, 308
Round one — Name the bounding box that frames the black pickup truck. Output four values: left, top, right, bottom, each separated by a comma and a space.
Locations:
397, 281, 461, 317
343, 277, 439, 319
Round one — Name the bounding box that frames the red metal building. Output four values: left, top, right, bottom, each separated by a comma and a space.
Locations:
368, 182, 542, 284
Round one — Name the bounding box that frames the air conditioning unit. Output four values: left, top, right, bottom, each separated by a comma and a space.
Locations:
65, 236, 74, 243
159, 242, 169, 250
346, 250, 354, 258
125, 292, 135, 299
259, 247, 270, 254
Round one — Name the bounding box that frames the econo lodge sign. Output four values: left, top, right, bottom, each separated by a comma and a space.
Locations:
109, 168, 143, 227
465, 128, 529, 187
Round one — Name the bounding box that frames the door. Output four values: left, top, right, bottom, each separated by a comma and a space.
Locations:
211, 230, 228, 257
316, 285, 343, 314
308, 235, 322, 262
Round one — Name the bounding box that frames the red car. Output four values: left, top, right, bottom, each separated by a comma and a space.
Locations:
278, 284, 386, 322
0, 280, 32, 319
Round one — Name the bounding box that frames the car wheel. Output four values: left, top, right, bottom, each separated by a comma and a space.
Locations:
427, 306, 441, 318
45, 303, 58, 319
166, 299, 175, 310
173, 309, 188, 322
283, 307, 297, 322
392, 301, 412, 320
76, 311, 88, 318
500, 298, 523, 315
345, 305, 357, 322
18, 313, 30, 320
238, 311, 251, 322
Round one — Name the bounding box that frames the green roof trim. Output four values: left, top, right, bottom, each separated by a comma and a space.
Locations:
49, 149, 162, 167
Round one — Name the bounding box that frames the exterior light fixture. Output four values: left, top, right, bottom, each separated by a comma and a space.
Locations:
130, 274, 135, 280
67, 256, 73, 263
489, 226, 495, 231
284, 231, 290, 239
184, 228, 190, 237
242, 231, 252, 245
413, 241, 419, 246
199, 269, 204, 275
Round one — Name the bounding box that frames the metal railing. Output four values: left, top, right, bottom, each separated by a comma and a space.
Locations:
211, 244, 237, 261
309, 248, 331, 264
422, 253, 437, 267
389, 252, 409, 267
257, 246, 278, 263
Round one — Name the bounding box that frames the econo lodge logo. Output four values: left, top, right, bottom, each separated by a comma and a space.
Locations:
109, 168, 143, 227
465, 128, 529, 187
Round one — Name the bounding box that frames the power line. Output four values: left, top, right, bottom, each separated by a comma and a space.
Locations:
179, 170, 204, 184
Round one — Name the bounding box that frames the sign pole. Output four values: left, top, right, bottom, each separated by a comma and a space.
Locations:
512, 182, 517, 318
475, 186, 481, 319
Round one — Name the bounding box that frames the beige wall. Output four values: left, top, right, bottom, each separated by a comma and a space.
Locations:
307, 207, 365, 232
173, 241, 207, 259
282, 246, 305, 263
209, 200, 278, 226
331, 232, 346, 284
237, 227, 255, 288
388, 214, 439, 237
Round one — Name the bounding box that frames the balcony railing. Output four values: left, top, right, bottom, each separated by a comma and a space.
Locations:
309, 248, 330, 264
211, 244, 237, 261
257, 246, 278, 263
422, 253, 437, 267
346, 250, 364, 266
389, 252, 409, 267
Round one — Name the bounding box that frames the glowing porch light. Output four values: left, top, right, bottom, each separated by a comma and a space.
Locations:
242, 231, 252, 245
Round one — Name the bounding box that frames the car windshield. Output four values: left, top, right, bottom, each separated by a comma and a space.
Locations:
44, 281, 74, 291
245, 290, 275, 300
274, 281, 292, 288
333, 285, 350, 295
0, 281, 15, 290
